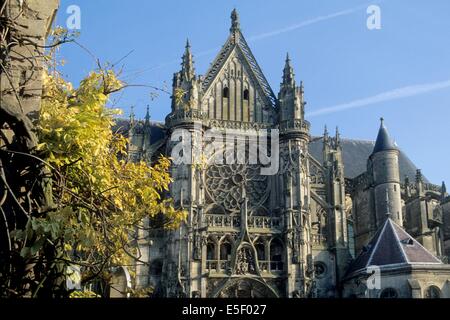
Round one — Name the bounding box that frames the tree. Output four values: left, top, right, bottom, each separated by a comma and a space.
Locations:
1, 59, 186, 298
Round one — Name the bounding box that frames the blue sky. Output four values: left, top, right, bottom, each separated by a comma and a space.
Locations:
55, 0, 450, 185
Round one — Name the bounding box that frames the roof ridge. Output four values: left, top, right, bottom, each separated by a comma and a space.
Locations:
388, 219, 410, 263
236, 31, 276, 105
390, 220, 442, 264
201, 36, 234, 91
310, 135, 375, 144
367, 219, 389, 266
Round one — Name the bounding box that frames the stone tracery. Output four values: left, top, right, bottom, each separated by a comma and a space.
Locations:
205, 161, 269, 213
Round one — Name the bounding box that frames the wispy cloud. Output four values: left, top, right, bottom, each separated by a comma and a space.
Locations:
307, 79, 450, 117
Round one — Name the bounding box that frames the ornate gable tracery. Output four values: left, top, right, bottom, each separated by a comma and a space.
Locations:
200, 47, 275, 123
201, 32, 276, 109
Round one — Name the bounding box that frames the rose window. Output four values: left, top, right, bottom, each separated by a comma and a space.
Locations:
205, 163, 268, 213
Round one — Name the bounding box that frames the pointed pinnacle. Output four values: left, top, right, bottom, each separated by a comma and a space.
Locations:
145, 105, 150, 123
129, 106, 135, 125
284, 52, 292, 69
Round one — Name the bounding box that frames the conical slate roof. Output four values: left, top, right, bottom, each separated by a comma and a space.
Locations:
346, 218, 442, 276
372, 118, 397, 154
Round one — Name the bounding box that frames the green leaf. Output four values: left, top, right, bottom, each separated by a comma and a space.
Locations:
20, 247, 31, 258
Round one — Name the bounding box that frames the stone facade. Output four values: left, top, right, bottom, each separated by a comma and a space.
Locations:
129, 10, 450, 298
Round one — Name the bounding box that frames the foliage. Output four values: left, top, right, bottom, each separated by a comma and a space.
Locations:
69, 290, 101, 298
7, 69, 185, 297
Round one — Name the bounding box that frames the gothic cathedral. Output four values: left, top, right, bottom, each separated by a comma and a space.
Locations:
127, 10, 450, 298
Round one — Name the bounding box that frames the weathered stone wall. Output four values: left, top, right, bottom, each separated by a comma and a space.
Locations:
343, 267, 450, 298
371, 150, 403, 226
352, 185, 373, 254
441, 199, 450, 258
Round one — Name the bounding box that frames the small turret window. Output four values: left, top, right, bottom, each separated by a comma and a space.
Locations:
223, 86, 229, 98
243, 89, 249, 100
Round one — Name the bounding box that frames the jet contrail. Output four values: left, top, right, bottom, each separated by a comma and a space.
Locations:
125, 4, 373, 78
248, 6, 365, 41
307, 79, 450, 117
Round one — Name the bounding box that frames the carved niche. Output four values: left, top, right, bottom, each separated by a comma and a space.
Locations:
235, 246, 257, 275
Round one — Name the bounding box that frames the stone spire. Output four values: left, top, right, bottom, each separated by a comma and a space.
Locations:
144, 104, 150, 125
416, 169, 423, 183
335, 126, 341, 147
142, 104, 152, 160
405, 175, 411, 198
181, 38, 195, 81
282, 52, 295, 87
441, 181, 447, 202
128, 106, 136, 138
129, 106, 135, 126
323, 125, 329, 142
278, 53, 306, 125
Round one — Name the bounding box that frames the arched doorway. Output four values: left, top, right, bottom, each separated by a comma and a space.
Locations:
214, 278, 278, 298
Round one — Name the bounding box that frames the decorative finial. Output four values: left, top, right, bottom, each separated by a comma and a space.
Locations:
323, 125, 329, 144
282, 53, 295, 86
130, 105, 135, 119
145, 104, 150, 124
335, 126, 340, 145
181, 39, 195, 80
442, 181, 446, 194
230, 8, 240, 33
404, 175, 410, 185
416, 169, 423, 183
380, 117, 384, 126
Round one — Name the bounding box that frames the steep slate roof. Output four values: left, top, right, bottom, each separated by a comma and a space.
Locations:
308, 137, 425, 182
346, 218, 442, 276
372, 119, 397, 154
113, 120, 424, 183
